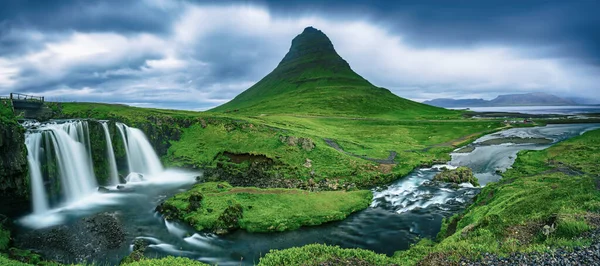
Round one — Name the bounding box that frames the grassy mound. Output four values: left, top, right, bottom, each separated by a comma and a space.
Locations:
395, 129, 600, 264
158, 182, 372, 233
258, 244, 395, 266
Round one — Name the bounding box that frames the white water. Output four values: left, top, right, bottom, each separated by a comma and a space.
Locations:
21, 119, 176, 229
116, 123, 132, 174
101, 122, 120, 185
46, 124, 98, 202
117, 123, 163, 175
25, 133, 49, 214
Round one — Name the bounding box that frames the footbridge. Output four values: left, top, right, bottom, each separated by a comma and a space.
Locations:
1, 93, 46, 119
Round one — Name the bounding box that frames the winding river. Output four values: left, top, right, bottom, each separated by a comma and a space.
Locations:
13, 123, 600, 265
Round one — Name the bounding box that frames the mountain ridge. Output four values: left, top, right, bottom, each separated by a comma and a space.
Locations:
423, 92, 578, 108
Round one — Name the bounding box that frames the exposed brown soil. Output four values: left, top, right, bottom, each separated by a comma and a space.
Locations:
222, 152, 272, 164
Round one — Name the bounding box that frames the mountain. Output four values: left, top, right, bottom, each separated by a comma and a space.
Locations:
422, 98, 489, 108
423, 92, 578, 108
211, 27, 451, 118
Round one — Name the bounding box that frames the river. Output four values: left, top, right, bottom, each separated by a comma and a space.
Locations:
13, 123, 600, 265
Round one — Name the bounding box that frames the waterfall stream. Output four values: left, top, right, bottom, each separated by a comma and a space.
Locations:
116, 122, 163, 175
22, 120, 163, 218
101, 121, 120, 185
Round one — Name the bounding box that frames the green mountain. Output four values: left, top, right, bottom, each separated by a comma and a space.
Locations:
211, 27, 452, 118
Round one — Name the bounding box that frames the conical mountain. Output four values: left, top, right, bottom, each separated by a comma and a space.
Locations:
211, 27, 451, 118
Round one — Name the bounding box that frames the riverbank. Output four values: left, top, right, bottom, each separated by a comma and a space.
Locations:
392, 128, 600, 264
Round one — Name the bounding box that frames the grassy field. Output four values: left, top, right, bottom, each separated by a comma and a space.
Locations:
392, 128, 600, 264
159, 182, 372, 233
58, 101, 504, 188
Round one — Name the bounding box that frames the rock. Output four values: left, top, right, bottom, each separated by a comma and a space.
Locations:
214, 204, 243, 235
304, 158, 313, 168
98, 186, 110, 193
299, 137, 315, 151
187, 192, 203, 212
461, 223, 476, 238
120, 239, 148, 265
434, 166, 480, 187
286, 136, 299, 146
14, 212, 126, 264
116, 185, 125, 190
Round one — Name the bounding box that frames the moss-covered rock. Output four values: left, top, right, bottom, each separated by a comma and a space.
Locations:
433, 166, 479, 186
0, 102, 30, 217
120, 239, 148, 265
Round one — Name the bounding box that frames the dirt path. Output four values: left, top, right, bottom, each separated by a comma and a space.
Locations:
323, 138, 397, 164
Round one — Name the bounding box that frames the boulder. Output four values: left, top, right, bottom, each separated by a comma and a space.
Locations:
433, 166, 479, 186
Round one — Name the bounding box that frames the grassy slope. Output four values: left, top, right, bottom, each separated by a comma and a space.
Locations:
61, 102, 503, 186
394, 129, 600, 264
161, 182, 372, 233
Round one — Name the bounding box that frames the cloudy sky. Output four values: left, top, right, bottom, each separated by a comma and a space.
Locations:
1, 0, 599, 110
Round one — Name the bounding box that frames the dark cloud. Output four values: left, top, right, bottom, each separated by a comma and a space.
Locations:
260, 0, 600, 65
1, 0, 599, 108
0, 0, 178, 34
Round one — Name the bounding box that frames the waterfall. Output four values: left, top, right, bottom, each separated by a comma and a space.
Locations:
23, 120, 164, 213
101, 122, 120, 185
116, 122, 163, 175
116, 123, 132, 174
23, 120, 97, 209
46, 125, 98, 202
25, 132, 49, 214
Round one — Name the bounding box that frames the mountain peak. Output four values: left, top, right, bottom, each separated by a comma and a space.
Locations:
278, 26, 341, 67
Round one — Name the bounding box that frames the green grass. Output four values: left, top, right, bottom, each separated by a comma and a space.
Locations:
257, 244, 396, 265
1, 100, 15, 125
122, 256, 209, 266
160, 182, 372, 233
393, 129, 600, 264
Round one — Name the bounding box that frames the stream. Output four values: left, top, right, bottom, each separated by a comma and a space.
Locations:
13, 123, 600, 265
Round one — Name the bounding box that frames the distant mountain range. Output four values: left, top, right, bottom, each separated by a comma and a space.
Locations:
423, 92, 579, 108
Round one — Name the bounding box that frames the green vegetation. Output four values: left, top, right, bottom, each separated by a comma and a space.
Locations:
258, 244, 396, 265
0, 256, 31, 266
159, 182, 372, 233
122, 256, 209, 266
1, 100, 15, 125
433, 166, 479, 186
52, 26, 506, 188
393, 129, 600, 264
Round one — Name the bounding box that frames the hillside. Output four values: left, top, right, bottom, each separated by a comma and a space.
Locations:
211, 27, 452, 119
424, 92, 578, 108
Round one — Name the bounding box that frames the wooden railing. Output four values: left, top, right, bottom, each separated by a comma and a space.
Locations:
4, 93, 45, 102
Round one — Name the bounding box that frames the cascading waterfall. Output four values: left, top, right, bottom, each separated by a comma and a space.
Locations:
116, 122, 163, 175
101, 121, 120, 185
46, 124, 98, 202
24, 119, 164, 215
25, 132, 49, 214
23, 121, 97, 211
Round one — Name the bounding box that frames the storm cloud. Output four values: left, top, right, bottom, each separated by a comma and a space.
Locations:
1, 0, 599, 109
